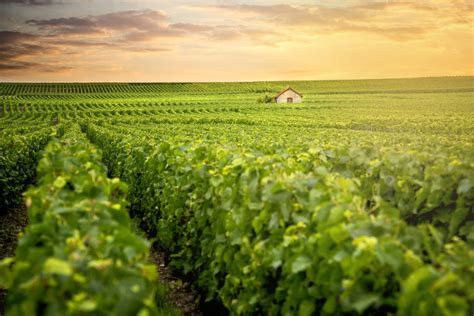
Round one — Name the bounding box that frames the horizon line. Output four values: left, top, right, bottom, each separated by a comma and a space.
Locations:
0, 75, 472, 85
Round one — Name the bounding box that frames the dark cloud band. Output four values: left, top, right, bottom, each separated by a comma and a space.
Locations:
0, 0, 57, 5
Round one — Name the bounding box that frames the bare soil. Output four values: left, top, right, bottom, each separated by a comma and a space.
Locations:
149, 247, 202, 316
0, 204, 28, 316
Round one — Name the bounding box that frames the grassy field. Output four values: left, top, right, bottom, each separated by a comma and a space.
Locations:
1, 76, 473, 315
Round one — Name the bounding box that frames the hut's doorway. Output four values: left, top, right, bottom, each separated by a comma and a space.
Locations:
287, 97, 293, 103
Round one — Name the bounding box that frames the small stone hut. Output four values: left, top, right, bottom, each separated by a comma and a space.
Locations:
274, 87, 303, 103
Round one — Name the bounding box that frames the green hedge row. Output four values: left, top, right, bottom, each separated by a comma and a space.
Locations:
0, 129, 53, 212
84, 123, 473, 315
1, 125, 174, 315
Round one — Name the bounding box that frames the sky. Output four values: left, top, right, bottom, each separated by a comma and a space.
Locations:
0, 0, 473, 82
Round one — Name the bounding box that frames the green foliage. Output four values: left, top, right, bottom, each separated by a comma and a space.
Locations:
257, 95, 275, 103
2, 125, 167, 315
84, 123, 473, 315
0, 130, 51, 212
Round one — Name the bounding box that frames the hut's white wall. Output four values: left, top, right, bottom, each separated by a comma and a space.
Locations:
276, 90, 302, 103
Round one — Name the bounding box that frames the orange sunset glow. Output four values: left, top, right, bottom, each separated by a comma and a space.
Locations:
0, 0, 473, 82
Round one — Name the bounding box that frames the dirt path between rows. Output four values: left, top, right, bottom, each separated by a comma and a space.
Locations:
149, 247, 202, 316
0, 204, 28, 316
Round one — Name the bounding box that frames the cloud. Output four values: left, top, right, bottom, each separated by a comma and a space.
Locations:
24, 9, 214, 46
26, 10, 170, 35
0, 0, 58, 5
28, 17, 98, 34
0, 61, 40, 71
170, 23, 214, 33
0, 31, 45, 71
0, 30, 37, 43
21, 8, 280, 52
0, 9, 209, 74
197, 1, 473, 41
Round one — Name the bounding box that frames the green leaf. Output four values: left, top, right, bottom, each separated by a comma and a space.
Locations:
352, 294, 380, 313
291, 255, 312, 273
0, 257, 14, 288
322, 296, 336, 313
437, 295, 468, 316
53, 176, 67, 189
44, 258, 73, 276
298, 300, 315, 316
449, 207, 469, 237
457, 178, 471, 194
